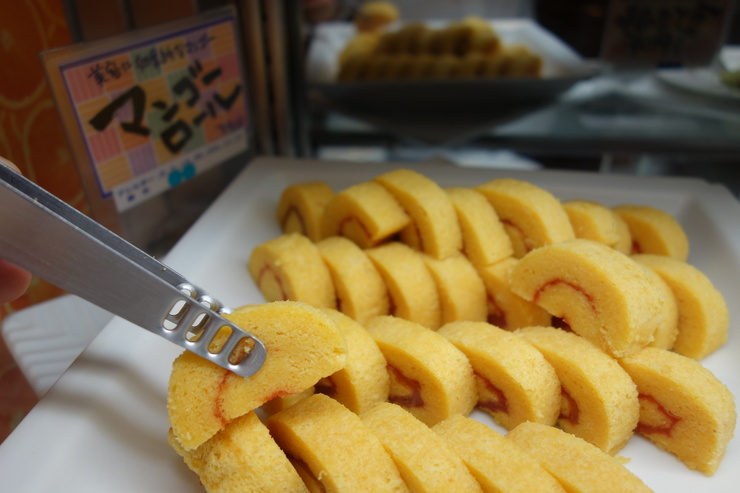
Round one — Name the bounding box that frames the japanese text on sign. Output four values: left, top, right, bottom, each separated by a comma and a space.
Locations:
59, 15, 249, 210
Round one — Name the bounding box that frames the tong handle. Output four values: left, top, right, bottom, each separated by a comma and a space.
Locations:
0, 164, 265, 378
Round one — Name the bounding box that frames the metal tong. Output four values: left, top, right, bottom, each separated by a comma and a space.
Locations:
0, 164, 266, 378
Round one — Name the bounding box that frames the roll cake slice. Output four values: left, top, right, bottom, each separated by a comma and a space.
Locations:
374, 168, 462, 260
438, 321, 560, 430
420, 253, 488, 325
506, 421, 652, 493
316, 236, 390, 324
632, 253, 729, 359
168, 411, 309, 493
364, 315, 477, 426
433, 415, 565, 493
360, 402, 483, 493
476, 257, 552, 330
475, 178, 574, 257
516, 326, 639, 455
266, 393, 409, 493
276, 181, 334, 242
617, 346, 736, 475
612, 211, 633, 255
445, 186, 513, 267
510, 239, 662, 357
314, 309, 390, 414
366, 242, 442, 329
248, 233, 336, 309
639, 264, 679, 350
563, 200, 621, 249
321, 181, 410, 249
613, 204, 689, 261
167, 301, 347, 450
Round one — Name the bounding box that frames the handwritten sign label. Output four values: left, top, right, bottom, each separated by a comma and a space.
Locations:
57, 12, 249, 212
601, 0, 732, 66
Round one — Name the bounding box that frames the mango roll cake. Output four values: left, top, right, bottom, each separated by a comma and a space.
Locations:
632, 253, 729, 359
438, 321, 560, 430
639, 264, 679, 350
433, 415, 566, 493
360, 403, 484, 493
445, 186, 513, 267
316, 236, 390, 324
510, 239, 662, 358
476, 178, 575, 257
266, 394, 409, 493
506, 421, 653, 493
563, 199, 621, 249
374, 168, 462, 260
314, 309, 390, 414
516, 326, 640, 455
168, 411, 309, 493
613, 204, 689, 261
617, 347, 736, 475
248, 233, 336, 309
420, 253, 487, 325
322, 181, 410, 249
353, 1, 399, 33
366, 242, 442, 329
167, 301, 347, 451
276, 181, 334, 242
364, 315, 477, 426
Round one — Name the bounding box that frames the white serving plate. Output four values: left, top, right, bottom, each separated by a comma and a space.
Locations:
1, 157, 738, 492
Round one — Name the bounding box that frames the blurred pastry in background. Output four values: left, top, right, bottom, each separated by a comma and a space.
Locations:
354, 1, 400, 33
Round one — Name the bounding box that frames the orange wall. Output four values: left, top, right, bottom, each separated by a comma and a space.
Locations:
0, 0, 88, 317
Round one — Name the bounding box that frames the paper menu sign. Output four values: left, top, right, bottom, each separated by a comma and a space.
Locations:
43, 6, 250, 214
600, 0, 734, 67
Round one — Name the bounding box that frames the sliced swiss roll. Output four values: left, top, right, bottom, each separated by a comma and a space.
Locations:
433, 414, 565, 493
374, 168, 463, 260
248, 233, 336, 309
167, 301, 347, 451
516, 326, 639, 456
366, 242, 442, 329
322, 181, 410, 249
266, 393, 409, 493
316, 236, 390, 324
314, 309, 390, 414
506, 421, 652, 493
360, 402, 483, 493
632, 253, 728, 359
168, 411, 309, 493
509, 239, 662, 358
438, 321, 560, 430
475, 178, 574, 257
617, 346, 736, 475
364, 315, 477, 426
276, 181, 334, 242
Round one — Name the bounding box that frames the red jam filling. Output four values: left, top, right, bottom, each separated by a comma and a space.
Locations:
279, 205, 304, 232
475, 371, 509, 415
534, 279, 596, 312
314, 376, 336, 398
500, 219, 530, 253
257, 264, 288, 300
636, 393, 682, 437
560, 388, 579, 425
338, 215, 372, 239
213, 371, 232, 426
486, 296, 507, 329
387, 364, 424, 408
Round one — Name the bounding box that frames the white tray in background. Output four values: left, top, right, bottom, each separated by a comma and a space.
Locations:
306, 20, 597, 144
0, 157, 738, 492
